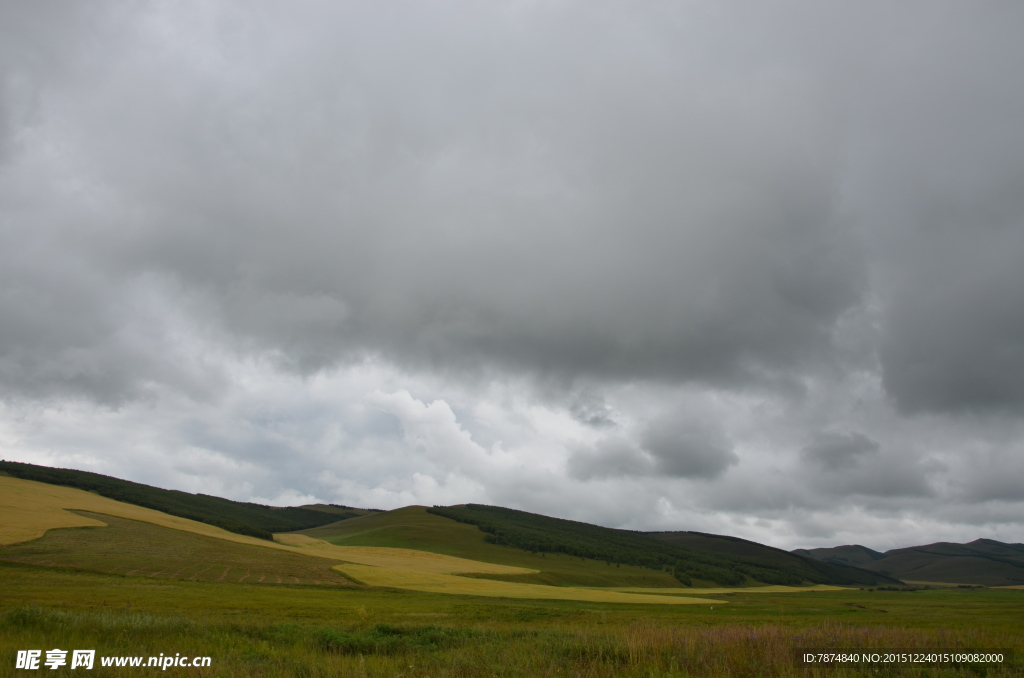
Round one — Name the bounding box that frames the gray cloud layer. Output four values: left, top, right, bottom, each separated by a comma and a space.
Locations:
2, 1, 1023, 549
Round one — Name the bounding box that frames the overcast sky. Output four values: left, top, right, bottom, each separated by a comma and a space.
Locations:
3, 1, 1023, 552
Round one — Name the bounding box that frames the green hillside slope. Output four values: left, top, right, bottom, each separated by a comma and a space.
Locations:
423, 505, 900, 587
300, 507, 685, 587
0, 460, 368, 540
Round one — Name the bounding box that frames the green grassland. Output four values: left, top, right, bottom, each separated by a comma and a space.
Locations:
3, 562, 1022, 677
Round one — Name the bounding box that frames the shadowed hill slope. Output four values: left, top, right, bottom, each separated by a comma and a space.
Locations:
867, 540, 1024, 586
301, 503, 381, 520
791, 545, 885, 568
650, 531, 819, 569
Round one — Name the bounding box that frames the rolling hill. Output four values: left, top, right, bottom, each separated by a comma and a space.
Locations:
0, 460, 373, 539
794, 540, 1024, 586
0, 475, 718, 604
1, 461, 899, 592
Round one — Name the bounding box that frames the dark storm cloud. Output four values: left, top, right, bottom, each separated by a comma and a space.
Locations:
879, 225, 1024, 414
641, 416, 738, 479
568, 390, 616, 429
568, 415, 737, 480
802, 432, 937, 499
0, 3, 85, 160
815, 458, 937, 499
0, 0, 871, 403
802, 431, 880, 471
1, 1, 1022, 412
567, 437, 651, 481
845, 2, 1024, 414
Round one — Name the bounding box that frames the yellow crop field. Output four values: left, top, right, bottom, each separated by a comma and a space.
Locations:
0, 476, 308, 552
274, 533, 535, 575
0, 484, 108, 545
332, 564, 725, 604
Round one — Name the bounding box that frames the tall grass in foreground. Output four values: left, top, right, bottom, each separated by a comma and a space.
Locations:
2, 606, 1019, 677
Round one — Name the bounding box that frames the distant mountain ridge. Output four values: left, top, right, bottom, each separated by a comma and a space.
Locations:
793, 539, 1024, 586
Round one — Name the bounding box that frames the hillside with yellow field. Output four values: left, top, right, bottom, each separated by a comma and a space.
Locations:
0, 475, 718, 604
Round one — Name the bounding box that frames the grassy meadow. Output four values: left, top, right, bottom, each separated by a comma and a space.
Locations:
3, 561, 1023, 677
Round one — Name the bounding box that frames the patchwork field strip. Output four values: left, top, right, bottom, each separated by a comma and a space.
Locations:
273, 533, 535, 575
330, 564, 725, 604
